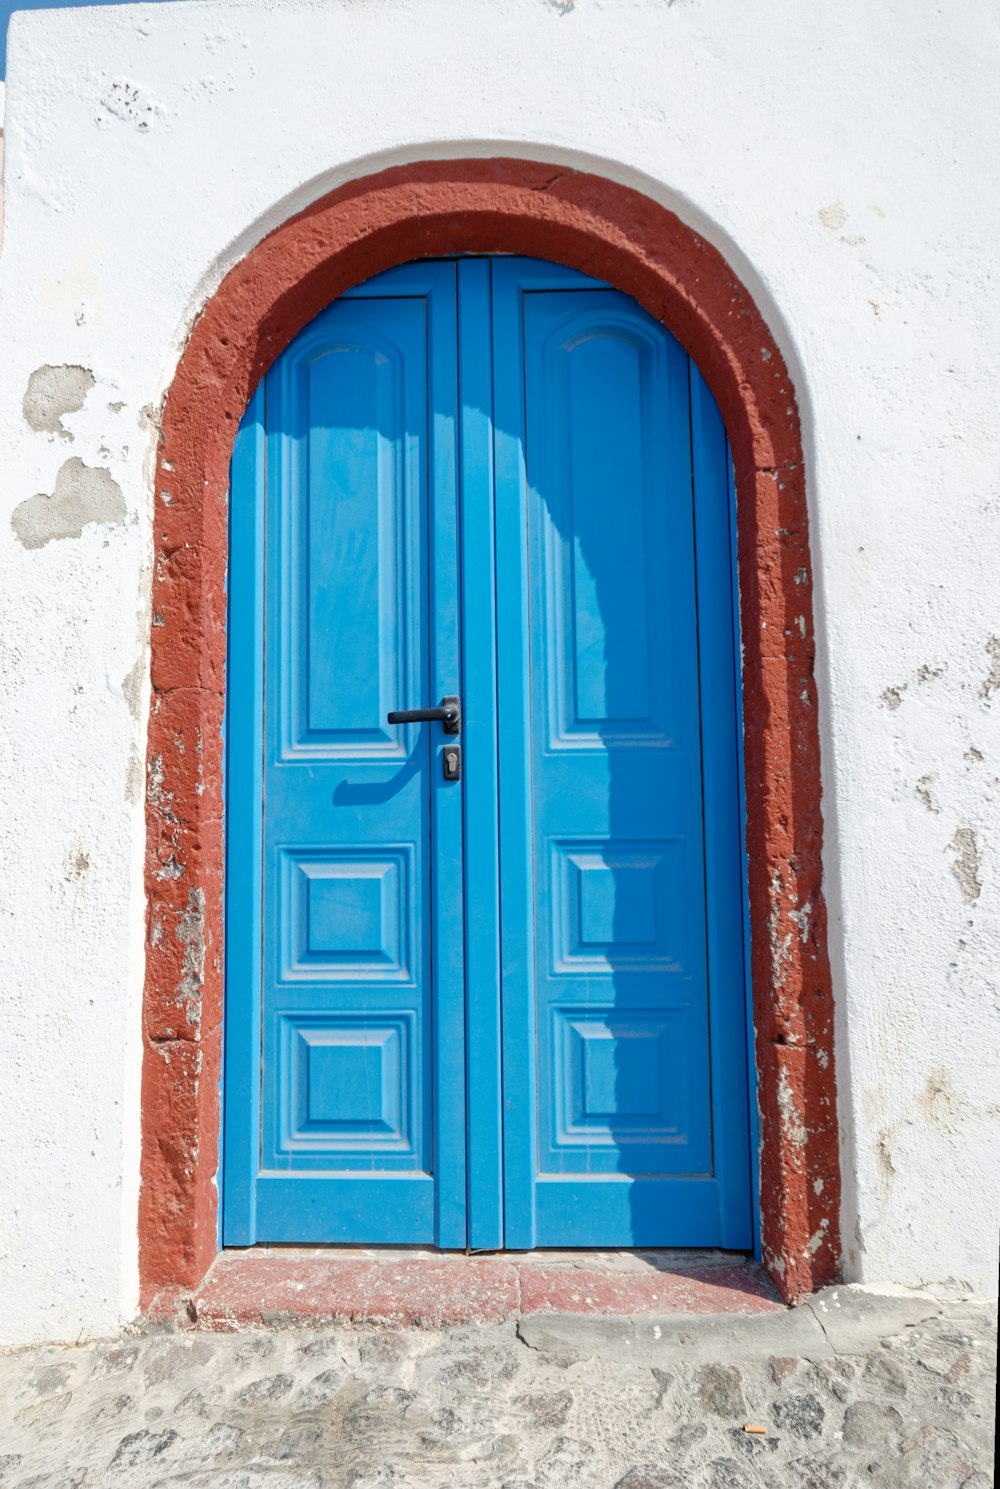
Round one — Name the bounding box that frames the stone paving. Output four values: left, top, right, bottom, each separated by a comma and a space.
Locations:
0, 1288, 995, 1488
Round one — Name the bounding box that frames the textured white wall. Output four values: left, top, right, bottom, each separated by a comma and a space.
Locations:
0, 0, 997, 1344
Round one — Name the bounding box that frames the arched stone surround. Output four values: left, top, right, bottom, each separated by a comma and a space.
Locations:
140, 158, 839, 1309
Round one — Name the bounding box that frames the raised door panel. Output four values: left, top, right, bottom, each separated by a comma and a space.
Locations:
533, 307, 684, 750
281, 318, 421, 758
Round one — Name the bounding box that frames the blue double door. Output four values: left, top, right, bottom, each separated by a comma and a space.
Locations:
224, 257, 752, 1250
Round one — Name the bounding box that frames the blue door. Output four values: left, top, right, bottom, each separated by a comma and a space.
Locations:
224, 258, 752, 1250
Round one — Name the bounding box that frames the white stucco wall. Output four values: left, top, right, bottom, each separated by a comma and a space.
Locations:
0, 0, 997, 1345
1, 83, 6, 249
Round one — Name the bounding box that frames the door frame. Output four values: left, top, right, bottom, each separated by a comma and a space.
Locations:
139, 158, 839, 1309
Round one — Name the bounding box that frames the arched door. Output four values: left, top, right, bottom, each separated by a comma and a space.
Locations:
223, 257, 752, 1250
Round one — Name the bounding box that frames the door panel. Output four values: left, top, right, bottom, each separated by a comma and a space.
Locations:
226, 263, 467, 1245
225, 256, 752, 1252
492, 260, 750, 1247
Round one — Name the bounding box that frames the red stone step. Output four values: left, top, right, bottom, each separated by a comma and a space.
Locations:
182, 1250, 783, 1330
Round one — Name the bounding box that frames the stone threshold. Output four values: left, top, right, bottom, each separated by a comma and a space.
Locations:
518, 1287, 950, 1364
153, 1248, 785, 1330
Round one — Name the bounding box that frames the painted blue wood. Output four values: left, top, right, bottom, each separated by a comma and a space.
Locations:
456, 259, 505, 1250
225, 263, 466, 1245
225, 255, 752, 1252
689, 361, 754, 1250
222, 382, 266, 1245
491, 258, 751, 1247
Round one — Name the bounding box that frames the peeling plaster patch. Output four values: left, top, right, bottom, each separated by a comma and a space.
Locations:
762, 1246, 785, 1279
11, 459, 126, 549
22, 364, 95, 438
789, 902, 813, 946
148, 753, 179, 825
122, 655, 145, 723
882, 663, 945, 711
64, 849, 91, 882
155, 854, 184, 882
767, 867, 793, 991
921, 1067, 963, 1131
915, 774, 939, 814
777, 1064, 808, 1148
108, 400, 126, 414
980, 637, 1000, 701
176, 888, 207, 1027
99, 78, 166, 132
875, 1131, 896, 1181
125, 749, 144, 804
818, 202, 848, 231
806, 1219, 830, 1255
965, 746, 984, 762
948, 826, 982, 903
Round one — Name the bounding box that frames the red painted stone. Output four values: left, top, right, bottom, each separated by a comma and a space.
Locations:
140, 157, 840, 1312
187, 1253, 781, 1328
518, 1264, 782, 1318
193, 1253, 520, 1328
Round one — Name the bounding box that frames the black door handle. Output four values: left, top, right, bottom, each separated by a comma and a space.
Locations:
387, 695, 461, 735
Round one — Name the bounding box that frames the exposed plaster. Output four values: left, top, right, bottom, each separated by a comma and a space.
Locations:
948, 826, 982, 904
818, 202, 848, 232
915, 774, 939, 814
22, 364, 96, 439
10, 458, 126, 549
175, 886, 206, 1029
64, 848, 91, 883
122, 656, 145, 724
980, 637, 1000, 701
776, 1065, 809, 1150
98, 78, 166, 133
880, 663, 946, 712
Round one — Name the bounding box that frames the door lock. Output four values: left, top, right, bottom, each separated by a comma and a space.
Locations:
442, 745, 462, 782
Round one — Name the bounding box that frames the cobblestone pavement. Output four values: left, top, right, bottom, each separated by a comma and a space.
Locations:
0, 1290, 994, 1488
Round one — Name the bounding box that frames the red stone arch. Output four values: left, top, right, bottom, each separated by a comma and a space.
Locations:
140, 158, 839, 1309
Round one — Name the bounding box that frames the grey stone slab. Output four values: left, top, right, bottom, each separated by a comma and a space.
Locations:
631, 1308, 834, 1364
806, 1285, 942, 1354
517, 1312, 635, 1358
519, 1306, 834, 1363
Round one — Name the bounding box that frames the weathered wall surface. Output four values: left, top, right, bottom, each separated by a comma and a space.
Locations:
0, 0, 997, 1344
